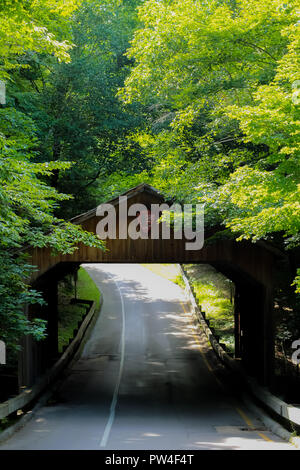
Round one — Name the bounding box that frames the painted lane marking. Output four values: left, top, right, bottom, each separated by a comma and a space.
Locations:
236, 407, 272, 442
100, 278, 126, 447
180, 300, 272, 443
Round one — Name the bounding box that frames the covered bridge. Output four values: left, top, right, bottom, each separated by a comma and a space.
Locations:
20, 184, 283, 387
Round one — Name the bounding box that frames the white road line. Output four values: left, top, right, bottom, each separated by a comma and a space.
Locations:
100, 277, 126, 447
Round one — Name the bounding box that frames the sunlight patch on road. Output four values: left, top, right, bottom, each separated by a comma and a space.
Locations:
141, 264, 181, 283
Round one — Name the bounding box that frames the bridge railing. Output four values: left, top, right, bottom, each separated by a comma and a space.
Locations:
0, 299, 100, 421
179, 264, 300, 436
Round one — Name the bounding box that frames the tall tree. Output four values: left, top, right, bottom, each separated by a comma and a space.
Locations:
120, 0, 300, 290
26, 0, 149, 217
0, 0, 103, 352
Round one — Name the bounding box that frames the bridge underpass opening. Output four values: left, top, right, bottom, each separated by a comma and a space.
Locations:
58, 262, 237, 360
20, 185, 277, 390
21, 260, 267, 388
25, 262, 235, 382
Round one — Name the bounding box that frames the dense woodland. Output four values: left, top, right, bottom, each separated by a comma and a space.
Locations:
0, 0, 299, 360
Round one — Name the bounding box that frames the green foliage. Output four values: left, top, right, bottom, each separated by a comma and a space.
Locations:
120, 0, 300, 292
26, 0, 148, 217
1, 0, 299, 356
58, 266, 100, 352
220, 16, 300, 251
0, 252, 47, 352
0, 0, 104, 352
0, 116, 104, 350
0, 0, 78, 81
214, 167, 300, 242
184, 264, 235, 352
293, 269, 300, 294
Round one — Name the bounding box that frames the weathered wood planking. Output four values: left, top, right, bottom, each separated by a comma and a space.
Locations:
26, 183, 275, 287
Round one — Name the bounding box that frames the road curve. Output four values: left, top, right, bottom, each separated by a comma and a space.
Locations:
0, 264, 294, 450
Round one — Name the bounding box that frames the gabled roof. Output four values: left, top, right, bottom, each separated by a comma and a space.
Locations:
70, 183, 165, 225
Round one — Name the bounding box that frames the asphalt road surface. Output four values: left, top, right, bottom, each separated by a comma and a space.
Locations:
0, 264, 294, 450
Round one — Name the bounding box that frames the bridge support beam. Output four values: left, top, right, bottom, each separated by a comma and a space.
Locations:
262, 287, 275, 387
41, 279, 59, 365
18, 276, 59, 388
18, 306, 35, 389
235, 282, 274, 386
234, 291, 242, 359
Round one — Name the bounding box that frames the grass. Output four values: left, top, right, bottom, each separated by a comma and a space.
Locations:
57, 267, 100, 353
0, 415, 19, 432
183, 264, 235, 352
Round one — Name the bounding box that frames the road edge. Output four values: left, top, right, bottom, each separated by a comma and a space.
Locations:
0, 295, 103, 445
179, 264, 300, 449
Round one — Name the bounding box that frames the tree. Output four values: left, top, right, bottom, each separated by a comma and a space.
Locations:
221, 17, 300, 246
0, 0, 104, 352
120, 0, 300, 290
26, 0, 149, 218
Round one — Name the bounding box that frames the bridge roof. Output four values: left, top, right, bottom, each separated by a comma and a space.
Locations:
24, 182, 287, 288
69, 182, 284, 260
70, 183, 166, 225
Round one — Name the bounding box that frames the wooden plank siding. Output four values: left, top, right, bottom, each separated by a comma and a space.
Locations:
25, 184, 275, 288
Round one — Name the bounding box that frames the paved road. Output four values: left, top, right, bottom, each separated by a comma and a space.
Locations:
0, 264, 294, 450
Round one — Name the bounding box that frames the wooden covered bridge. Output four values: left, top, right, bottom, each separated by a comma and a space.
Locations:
20, 184, 282, 388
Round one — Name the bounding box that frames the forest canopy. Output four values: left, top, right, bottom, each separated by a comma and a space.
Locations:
0, 0, 299, 351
